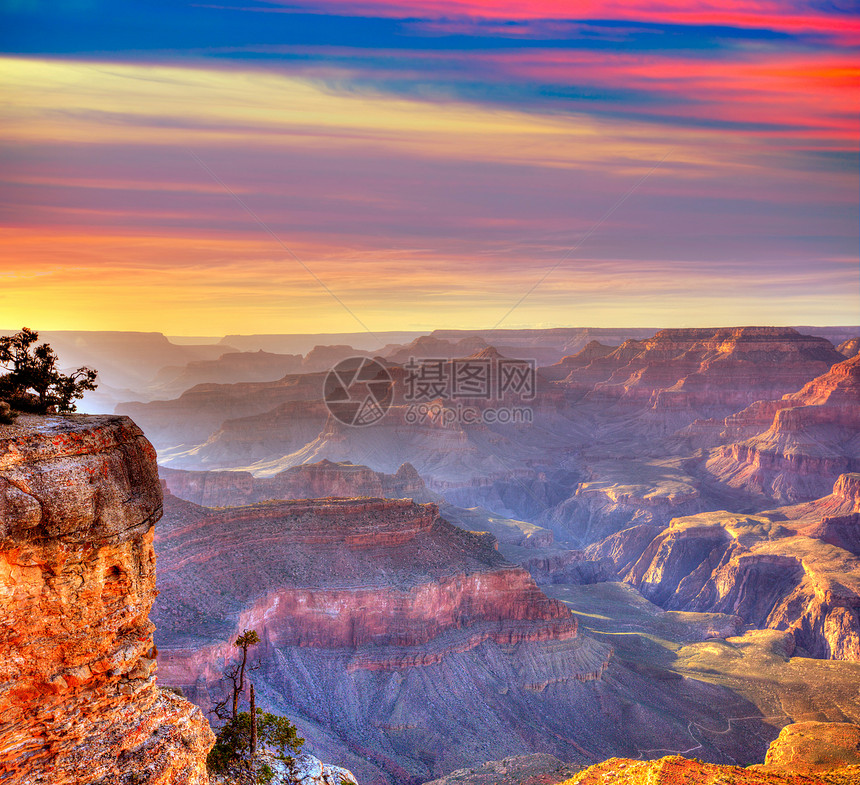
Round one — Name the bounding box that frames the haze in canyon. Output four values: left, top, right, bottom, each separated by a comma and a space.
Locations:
3, 0, 858, 782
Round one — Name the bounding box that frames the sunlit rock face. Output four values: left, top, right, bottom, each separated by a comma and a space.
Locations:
703, 353, 860, 504
0, 415, 213, 785
837, 338, 860, 358
589, 474, 860, 661
760, 721, 860, 775
563, 326, 844, 423
153, 491, 778, 785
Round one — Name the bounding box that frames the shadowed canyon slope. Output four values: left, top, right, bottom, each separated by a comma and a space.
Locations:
0, 415, 213, 785
152, 491, 774, 785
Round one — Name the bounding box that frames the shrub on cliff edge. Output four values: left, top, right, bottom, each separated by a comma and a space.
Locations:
208, 708, 305, 784
207, 629, 305, 784
0, 327, 97, 414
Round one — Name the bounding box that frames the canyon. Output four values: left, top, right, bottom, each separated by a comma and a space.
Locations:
4, 323, 859, 784
152, 489, 775, 785
702, 353, 860, 505
586, 473, 860, 660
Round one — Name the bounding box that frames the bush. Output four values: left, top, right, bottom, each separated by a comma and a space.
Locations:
0, 401, 14, 425
207, 708, 305, 784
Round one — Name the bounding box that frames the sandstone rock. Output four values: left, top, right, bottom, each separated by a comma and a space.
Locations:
837, 339, 860, 359
761, 721, 860, 774
581, 327, 842, 425
567, 754, 848, 784
0, 415, 213, 785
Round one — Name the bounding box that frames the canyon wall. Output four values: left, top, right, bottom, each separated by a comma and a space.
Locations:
153, 491, 767, 785
704, 354, 860, 504
160, 459, 431, 508
554, 327, 843, 423
588, 474, 860, 660
0, 415, 213, 785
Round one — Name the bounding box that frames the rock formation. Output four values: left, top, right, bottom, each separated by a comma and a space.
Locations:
160, 459, 565, 552
589, 474, 860, 660
536, 458, 706, 546
760, 721, 860, 775
570, 327, 843, 426
150, 350, 304, 399
837, 338, 860, 358
0, 415, 213, 784
539, 342, 617, 382
567, 721, 860, 784
160, 459, 431, 508
703, 353, 860, 503
153, 490, 768, 784
567, 754, 854, 784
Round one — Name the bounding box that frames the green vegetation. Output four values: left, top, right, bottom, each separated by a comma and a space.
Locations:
207, 629, 305, 784
0, 328, 97, 416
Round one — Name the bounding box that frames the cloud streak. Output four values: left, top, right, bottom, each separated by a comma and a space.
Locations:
0, 0, 857, 333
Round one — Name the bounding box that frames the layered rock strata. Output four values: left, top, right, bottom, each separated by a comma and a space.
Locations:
545, 327, 843, 431
0, 415, 213, 785
160, 459, 431, 508
703, 354, 860, 503
153, 491, 764, 784
589, 474, 860, 660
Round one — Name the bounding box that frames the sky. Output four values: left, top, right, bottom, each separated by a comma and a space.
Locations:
1, 0, 858, 335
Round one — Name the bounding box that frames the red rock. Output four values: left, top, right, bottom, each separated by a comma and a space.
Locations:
582, 327, 843, 425
152, 492, 761, 784
568, 754, 842, 784
589, 474, 860, 660
837, 338, 860, 359
761, 721, 860, 774
704, 354, 860, 503
0, 415, 213, 785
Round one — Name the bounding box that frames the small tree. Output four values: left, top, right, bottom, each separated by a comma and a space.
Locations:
0, 328, 97, 414
207, 629, 305, 784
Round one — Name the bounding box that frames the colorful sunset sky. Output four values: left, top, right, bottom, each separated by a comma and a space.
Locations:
1, 0, 858, 335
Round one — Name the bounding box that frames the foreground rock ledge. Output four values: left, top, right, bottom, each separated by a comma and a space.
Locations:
0, 414, 214, 785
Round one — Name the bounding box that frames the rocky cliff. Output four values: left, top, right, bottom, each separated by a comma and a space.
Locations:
837, 338, 860, 358
567, 720, 860, 784
152, 491, 768, 784
589, 474, 860, 660
0, 415, 213, 785
703, 353, 860, 503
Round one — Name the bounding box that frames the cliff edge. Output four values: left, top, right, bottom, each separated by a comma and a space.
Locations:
0, 414, 214, 785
